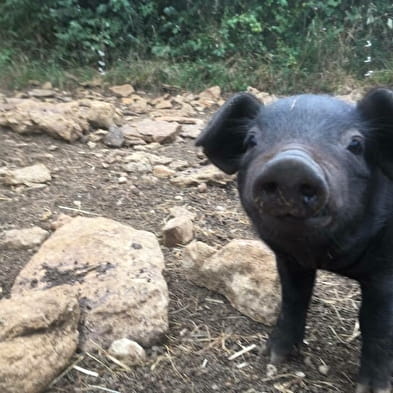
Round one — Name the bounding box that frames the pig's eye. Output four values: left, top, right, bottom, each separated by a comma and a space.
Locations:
347, 137, 364, 155
244, 134, 257, 149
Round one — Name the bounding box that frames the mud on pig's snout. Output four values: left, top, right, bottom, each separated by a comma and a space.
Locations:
252, 149, 329, 219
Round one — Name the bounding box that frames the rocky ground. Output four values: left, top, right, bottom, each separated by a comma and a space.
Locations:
0, 84, 363, 392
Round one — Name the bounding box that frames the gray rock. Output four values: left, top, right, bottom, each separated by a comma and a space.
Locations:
103, 125, 125, 148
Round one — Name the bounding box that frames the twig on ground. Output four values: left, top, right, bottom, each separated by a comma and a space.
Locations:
58, 205, 100, 216
228, 344, 257, 360
86, 385, 121, 393
73, 365, 99, 377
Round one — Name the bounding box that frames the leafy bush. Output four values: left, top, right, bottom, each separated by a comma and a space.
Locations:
0, 0, 392, 91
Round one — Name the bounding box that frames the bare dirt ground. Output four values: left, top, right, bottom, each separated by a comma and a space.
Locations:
0, 91, 362, 393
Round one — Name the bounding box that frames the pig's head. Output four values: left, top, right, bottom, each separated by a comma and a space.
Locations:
196, 89, 393, 254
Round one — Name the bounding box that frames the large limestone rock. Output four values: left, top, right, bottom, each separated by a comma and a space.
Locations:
12, 216, 169, 351
183, 239, 280, 325
0, 98, 121, 142
0, 286, 80, 393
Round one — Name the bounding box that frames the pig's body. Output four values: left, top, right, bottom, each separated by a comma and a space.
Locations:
196, 89, 393, 393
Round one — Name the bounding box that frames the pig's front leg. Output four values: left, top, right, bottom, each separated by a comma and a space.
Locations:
356, 279, 393, 393
267, 257, 316, 363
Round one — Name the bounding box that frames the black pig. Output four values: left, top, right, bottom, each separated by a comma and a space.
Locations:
196, 88, 393, 393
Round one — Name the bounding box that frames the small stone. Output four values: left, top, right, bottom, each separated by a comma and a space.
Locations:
131, 119, 180, 144
154, 98, 173, 110
50, 214, 73, 230
144, 142, 161, 150
41, 81, 53, 90
152, 165, 175, 178
108, 338, 147, 366
266, 363, 277, 377
304, 356, 314, 368
28, 89, 55, 98
2, 226, 49, 249
109, 84, 135, 97
103, 125, 124, 148
246, 87, 277, 105
122, 95, 149, 114
123, 151, 172, 166
141, 174, 158, 184
318, 364, 330, 376
123, 161, 152, 174
169, 160, 188, 171
118, 176, 127, 184
121, 125, 146, 146
3, 164, 51, 185
183, 239, 279, 325
295, 371, 306, 378
87, 141, 96, 149
171, 165, 234, 187
40, 210, 53, 221
89, 132, 105, 143
169, 206, 196, 221
198, 183, 207, 193
155, 116, 199, 125
180, 123, 203, 139
162, 216, 194, 247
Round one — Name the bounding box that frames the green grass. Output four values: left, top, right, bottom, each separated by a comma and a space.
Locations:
0, 50, 392, 94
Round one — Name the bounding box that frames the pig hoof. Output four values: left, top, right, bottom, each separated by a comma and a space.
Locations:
266, 342, 300, 364
356, 383, 391, 393
269, 350, 286, 364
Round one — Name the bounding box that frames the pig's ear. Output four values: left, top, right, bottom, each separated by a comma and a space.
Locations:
196, 93, 262, 174
358, 88, 393, 178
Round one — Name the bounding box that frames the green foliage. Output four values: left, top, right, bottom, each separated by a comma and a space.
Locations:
0, 0, 392, 92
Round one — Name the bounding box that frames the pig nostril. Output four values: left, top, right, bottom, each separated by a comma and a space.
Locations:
299, 184, 316, 197
299, 184, 317, 205
261, 182, 278, 195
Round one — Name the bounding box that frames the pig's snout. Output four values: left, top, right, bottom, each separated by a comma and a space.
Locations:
253, 150, 329, 219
